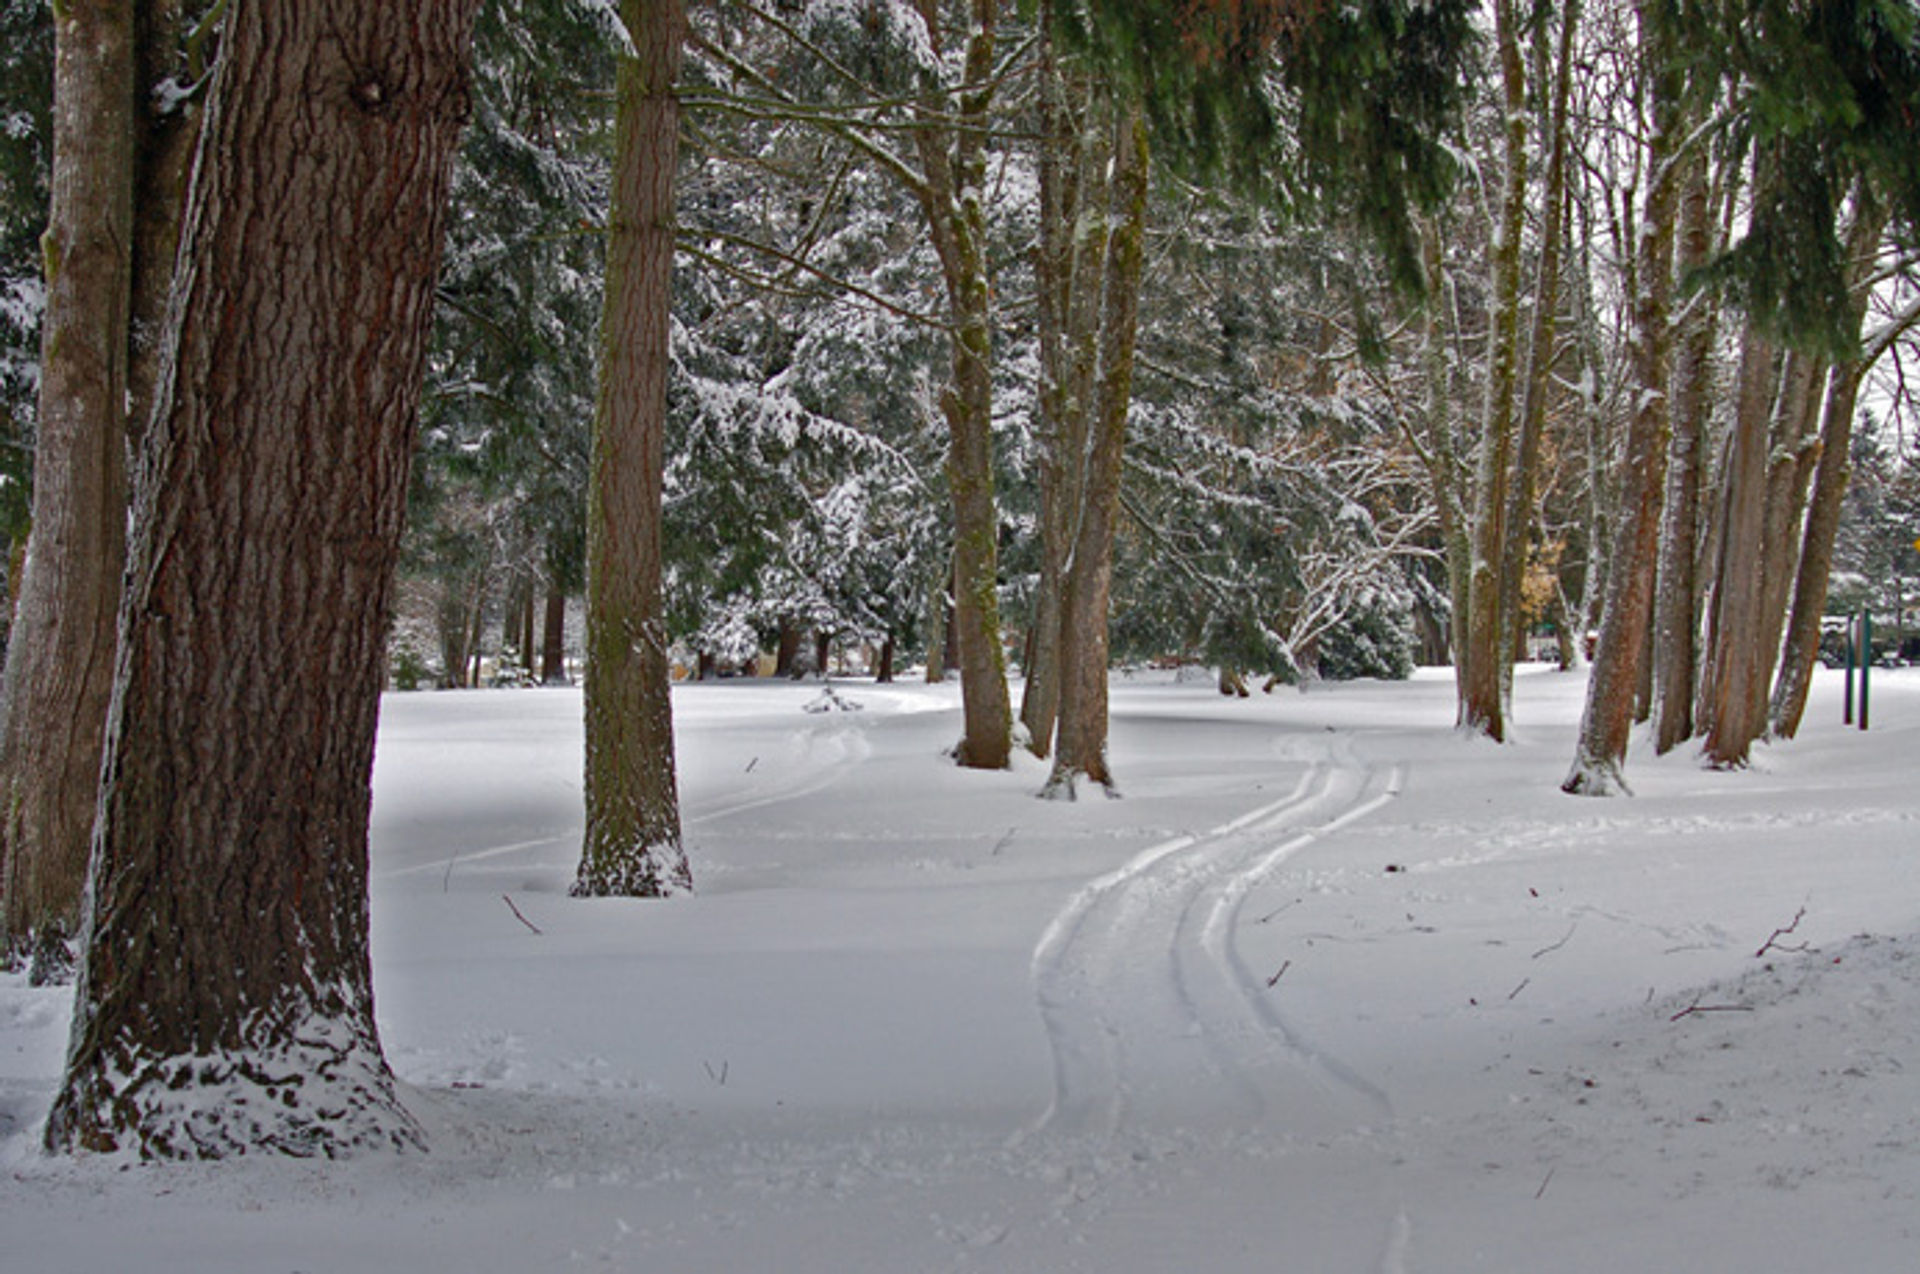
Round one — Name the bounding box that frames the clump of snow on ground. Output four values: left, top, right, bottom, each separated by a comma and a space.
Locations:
3, 665, 1917, 1272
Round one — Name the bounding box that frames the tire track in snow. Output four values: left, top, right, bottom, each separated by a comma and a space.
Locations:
1018, 732, 1402, 1150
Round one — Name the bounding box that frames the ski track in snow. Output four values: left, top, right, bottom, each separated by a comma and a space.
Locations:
1019, 732, 1404, 1151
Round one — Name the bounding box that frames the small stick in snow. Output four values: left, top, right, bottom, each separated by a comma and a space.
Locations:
1508, 977, 1531, 1001
1266, 960, 1292, 988
502, 893, 543, 935
703, 1059, 729, 1086
1256, 899, 1300, 924
990, 827, 1016, 856
1532, 923, 1577, 960
745, 756, 758, 773
1669, 997, 1753, 1022
1534, 1167, 1555, 1200
1754, 906, 1811, 958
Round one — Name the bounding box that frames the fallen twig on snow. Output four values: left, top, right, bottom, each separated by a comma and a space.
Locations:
502, 893, 543, 935
1669, 996, 1753, 1022
1755, 906, 1811, 958
1532, 923, 1577, 961
1266, 960, 1292, 988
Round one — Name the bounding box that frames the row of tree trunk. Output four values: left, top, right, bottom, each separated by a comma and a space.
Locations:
1444, 0, 1914, 794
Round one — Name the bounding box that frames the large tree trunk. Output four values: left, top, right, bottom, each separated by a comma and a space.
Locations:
1018, 21, 1083, 760
1045, 106, 1147, 798
914, 0, 1010, 769
575, 0, 692, 898
1753, 349, 1826, 686
1651, 150, 1717, 754
1563, 2, 1677, 794
540, 581, 569, 684
1770, 195, 1888, 738
0, 0, 135, 946
1412, 218, 1473, 701
1459, 0, 1530, 742
1699, 331, 1778, 767
127, 0, 201, 445
1495, 0, 1578, 714
45, 0, 478, 1158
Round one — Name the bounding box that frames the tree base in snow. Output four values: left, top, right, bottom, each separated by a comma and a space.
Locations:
45, 1028, 423, 1160
1038, 766, 1120, 802
1561, 757, 1632, 797
570, 841, 692, 898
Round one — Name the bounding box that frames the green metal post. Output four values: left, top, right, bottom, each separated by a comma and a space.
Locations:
1860, 608, 1872, 731
1844, 615, 1856, 725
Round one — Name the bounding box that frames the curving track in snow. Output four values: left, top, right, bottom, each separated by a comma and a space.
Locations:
1018, 731, 1404, 1151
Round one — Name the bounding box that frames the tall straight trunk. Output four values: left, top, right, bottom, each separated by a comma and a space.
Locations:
1045, 106, 1147, 798
1771, 195, 1888, 738
518, 580, 537, 674
923, 556, 950, 682
1754, 349, 1825, 684
913, 0, 1010, 769
1019, 20, 1086, 759
575, 0, 692, 897
127, 0, 200, 445
540, 582, 569, 683
1699, 331, 1778, 767
1414, 219, 1472, 691
1497, 0, 1578, 707
0, 0, 135, 945
1564, 2, 1678, 794
1652, 151, 1716, 754
1460, 0, 1530, 742
45, 0, 478, 1157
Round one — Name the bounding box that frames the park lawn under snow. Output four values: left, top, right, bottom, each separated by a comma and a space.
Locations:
2, 664, 1918, 1272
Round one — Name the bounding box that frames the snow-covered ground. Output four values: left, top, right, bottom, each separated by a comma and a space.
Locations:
3, 665, 1917, 1272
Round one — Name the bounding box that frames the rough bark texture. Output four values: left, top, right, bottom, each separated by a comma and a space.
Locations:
1413, 218, 1472, 691
1564, 3, 1676, 795
1651, 152, 1716, 754
1496, 0, 1577, 711
1769, 197, 1887, 738
1699, 333, 1778, 767
127, 0, 200, 447
1754, 351, 1825, 681
575, 0, 693, 898
1018, 24, 1078, 759
45, 0, 478, 1157
541, 583, 569, 683
1045, 107, 1147, 799
913, 0, 1010, 769
0, 0, 135, 945
1460, 0, 1530, 743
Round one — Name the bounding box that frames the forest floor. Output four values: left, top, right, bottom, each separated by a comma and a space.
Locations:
3, 663, 1917, 1272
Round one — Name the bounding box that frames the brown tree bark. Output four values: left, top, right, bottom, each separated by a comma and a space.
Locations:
913, 0, 1011, 769
0, 0, 135, 946
1460, 0, 1530, 743
1563, 1, 1677, 794
1651, 150, 1717, 754
1018, 20, 1085, 760
541, 582, 569, 683
1770, 196, 1888, 738
575, 0, 693, 898
45, 0, 478, 1157
1699, 331, 1778, 767
1495, 0, 1578, 716
1045, 106, 1148, 798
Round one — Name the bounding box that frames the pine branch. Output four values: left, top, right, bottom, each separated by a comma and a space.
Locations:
680, 226, 949, 332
